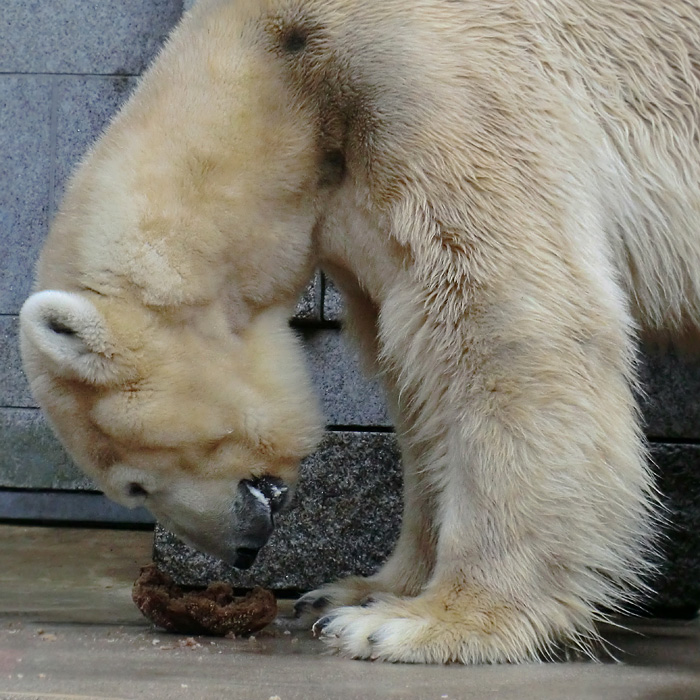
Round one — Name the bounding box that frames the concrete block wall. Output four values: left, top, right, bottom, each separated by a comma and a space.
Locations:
1, 1, 699, 612
0, 1, 181, 521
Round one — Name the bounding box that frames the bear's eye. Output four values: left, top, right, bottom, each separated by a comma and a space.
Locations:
282, 27, 308, 53
127, 482, 149, 498
319, 150, 346, 188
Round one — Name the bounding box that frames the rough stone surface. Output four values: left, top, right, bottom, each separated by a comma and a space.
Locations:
322, 274, 344, 323
0, 0, 182, 74
0, 408, 93, 490
650, 442, 700, 613
0, 77, 52, 314
154, 431, 402, 590
639, 347, 700, 441
292, 273, 322, 323
54, 76, 139, 210
0, 315, 34, 408
300, 328, 390, 427
154, 436, 700, 614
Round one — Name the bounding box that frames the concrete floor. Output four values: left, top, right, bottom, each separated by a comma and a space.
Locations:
0, 526, 699, 700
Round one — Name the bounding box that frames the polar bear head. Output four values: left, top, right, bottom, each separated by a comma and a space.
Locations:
20, 290, 323, 568
18, 0, 405, 567
17, 0, 367, 567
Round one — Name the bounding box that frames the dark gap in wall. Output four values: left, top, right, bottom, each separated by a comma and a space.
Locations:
0, 488, 155, 526
0, 486, 100, 495
0, 518, 155, 532
647, 436, 700, 446
289, 318, 341, 331
325, 424, 395, 433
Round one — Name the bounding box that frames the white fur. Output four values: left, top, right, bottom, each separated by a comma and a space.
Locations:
19, 291, 121, 384
19, 0, 700, 663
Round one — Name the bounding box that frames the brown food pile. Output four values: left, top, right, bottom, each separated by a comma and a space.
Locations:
132, 563, 277, 636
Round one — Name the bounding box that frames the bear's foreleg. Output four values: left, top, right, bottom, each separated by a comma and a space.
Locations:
317, 255, 656, 663
295, 289, 438, 620
295, 425, 437, 620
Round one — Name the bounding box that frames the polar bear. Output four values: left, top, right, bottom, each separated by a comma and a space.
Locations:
18, 0, 700, 663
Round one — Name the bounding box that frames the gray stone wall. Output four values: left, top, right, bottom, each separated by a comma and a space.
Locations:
1, 1, 698, 612
0, 1, 182, 521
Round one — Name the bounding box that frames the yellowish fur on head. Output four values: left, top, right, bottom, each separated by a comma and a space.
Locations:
21, 289, 322, 561
21, 0, 336, 565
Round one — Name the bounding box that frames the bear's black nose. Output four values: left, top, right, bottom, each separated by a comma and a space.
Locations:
233, 547, 260, 570
241, 476, 290, 517
233, 477, 290, 569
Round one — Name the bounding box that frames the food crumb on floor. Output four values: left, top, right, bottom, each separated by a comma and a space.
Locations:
180, 637, 201, 648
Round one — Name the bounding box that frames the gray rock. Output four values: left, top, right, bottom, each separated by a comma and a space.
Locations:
639, 347, 700, 441
0, 77, 52, 314
154, 431, 401, 589
154, 434, 700, 615
0, 0, 182, 74
649, 442, 700, 613
0, 408, 93, 490
322, 274, 344, 323
54, 76, 139, 210
292, 273, 322, 323
299, 328, 390, 427
0, 316, 34, 408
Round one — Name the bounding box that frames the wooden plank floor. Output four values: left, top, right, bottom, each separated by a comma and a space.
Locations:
0, 525, 699, 700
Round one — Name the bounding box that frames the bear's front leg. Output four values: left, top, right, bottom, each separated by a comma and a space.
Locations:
316, 254, 657, 663
295, 389, 438, 621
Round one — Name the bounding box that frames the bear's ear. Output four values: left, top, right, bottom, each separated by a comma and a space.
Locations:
19, 290, 123, 385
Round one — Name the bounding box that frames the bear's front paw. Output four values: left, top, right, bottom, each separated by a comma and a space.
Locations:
315, 591, 573, 664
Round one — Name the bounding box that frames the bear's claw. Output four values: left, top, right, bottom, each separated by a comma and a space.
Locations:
312, 615, 334, 637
